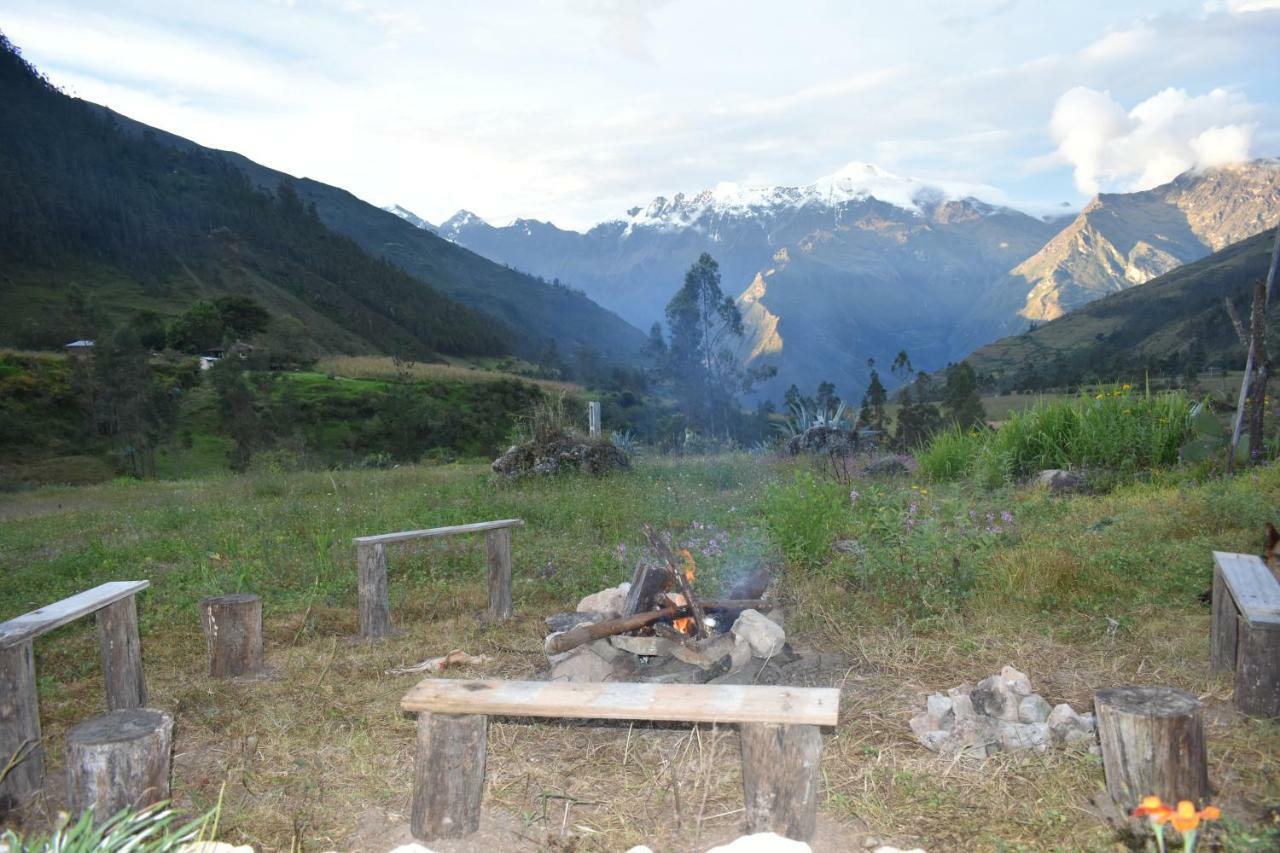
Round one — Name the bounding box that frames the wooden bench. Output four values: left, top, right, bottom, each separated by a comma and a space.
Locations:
0, 581, 150, 806
353, 519, 523, 638
399, 679, 840, 843
1210, 551, 1280, 718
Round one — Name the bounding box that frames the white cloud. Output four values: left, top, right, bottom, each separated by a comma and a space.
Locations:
1048, 86, 1257, 195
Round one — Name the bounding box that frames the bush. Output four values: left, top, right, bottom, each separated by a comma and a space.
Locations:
761, 469, 847, 569
916, 426, 982, 481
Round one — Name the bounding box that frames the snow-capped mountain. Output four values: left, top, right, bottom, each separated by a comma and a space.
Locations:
388, 160, 1280, 398
382, 204, 435, 232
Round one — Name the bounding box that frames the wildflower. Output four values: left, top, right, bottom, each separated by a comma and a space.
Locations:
849, 488, 860, 506
1169, 800, 1219, 834
1000, 510, 1014, 524
1132, 796, 1173, 853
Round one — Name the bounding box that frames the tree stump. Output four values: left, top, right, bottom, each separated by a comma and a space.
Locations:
66, 708, 173, 825
411, 712, 487, 841
739, 722, 823, 841
0, 641, 43, 809
199, 594, 264, 678
97, 596, 147, 709
357, 543, 392, 639
1095, 686, 1210, 812
485, 528, 512, 620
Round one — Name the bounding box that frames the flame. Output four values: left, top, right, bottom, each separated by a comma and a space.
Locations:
678, 549, 696, 582
672, 550, 697, 635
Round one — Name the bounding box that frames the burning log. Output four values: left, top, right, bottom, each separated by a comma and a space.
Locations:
622, 559, 674, 618
546, 598, 771, 656
643, 525, 709, 639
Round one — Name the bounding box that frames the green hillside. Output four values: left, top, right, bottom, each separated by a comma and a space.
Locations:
964, 228, 1280, 390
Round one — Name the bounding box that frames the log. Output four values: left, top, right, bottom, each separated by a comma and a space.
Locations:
622, 560, 673, 617
1235, 620, 1280, 718
0, 640, 43, 808
65, 708, 173, 825
485, 527, 512, 620
97, 595, 147, 709
199, 594, 264, 678
357, 542, 392, 639
546, 607, 680, 655
740, 722, 823, 841
411, 712, 487, 841
1094, 686, 1209, 812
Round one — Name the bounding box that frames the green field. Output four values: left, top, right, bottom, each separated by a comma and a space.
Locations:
2, 456, 1277, 850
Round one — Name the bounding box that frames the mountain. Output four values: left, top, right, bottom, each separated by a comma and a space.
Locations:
950, 160, 1280, 355
964, 228, 1280, 390
383, 204, 435, 232
414, 160, 1280, 398
0, 34, 644, 366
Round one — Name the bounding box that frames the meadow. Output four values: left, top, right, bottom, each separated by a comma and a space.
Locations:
2, 452, 1278, 851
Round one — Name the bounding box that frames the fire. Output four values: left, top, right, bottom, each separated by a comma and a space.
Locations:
671, 550, 698, 634
678, 549, 697, 583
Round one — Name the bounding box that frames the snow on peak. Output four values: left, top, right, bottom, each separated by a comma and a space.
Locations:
622, 162, 1009, 230
383, 204, 433, 230
441, 209, 488, 231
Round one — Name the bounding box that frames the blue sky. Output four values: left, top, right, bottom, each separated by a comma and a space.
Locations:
2, 0, 1278, 229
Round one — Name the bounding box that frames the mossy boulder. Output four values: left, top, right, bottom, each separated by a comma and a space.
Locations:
491, 430, 629, 478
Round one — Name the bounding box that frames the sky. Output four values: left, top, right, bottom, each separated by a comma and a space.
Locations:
2, 0, 1278, 230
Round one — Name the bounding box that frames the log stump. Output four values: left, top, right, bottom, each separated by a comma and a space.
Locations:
0, 641, 43, 809
485, 528, 512, 620
199, 594, 264, 678
97, 596, 147, 709
65, 708, 173, 824
357, 543, 392, 639
740, 722, 823, 841
1095, 686, 1210, 812
411, 712, 487, 841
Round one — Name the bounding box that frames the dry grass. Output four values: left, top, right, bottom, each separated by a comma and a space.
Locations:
314, 355, 582, 396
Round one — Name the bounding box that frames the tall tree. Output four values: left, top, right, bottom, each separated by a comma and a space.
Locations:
858, 359, 887, 431
942, 361, 986, 429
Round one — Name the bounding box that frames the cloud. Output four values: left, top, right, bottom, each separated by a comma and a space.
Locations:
1048, 86, 1257, 195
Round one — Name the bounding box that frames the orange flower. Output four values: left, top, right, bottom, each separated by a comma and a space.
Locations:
1169, 800, 1220, 833
1132, 796, 1173, 825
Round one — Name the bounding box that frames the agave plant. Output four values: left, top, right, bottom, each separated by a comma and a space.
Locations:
0, 801, 214, 853
777, 400, 849, 437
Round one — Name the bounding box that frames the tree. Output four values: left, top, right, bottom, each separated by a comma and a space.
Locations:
857, 359, 887, 431
942, 361, 986, 429
660, 253, 772, 436
815, 381, 839, 413
89, 327, 177, 477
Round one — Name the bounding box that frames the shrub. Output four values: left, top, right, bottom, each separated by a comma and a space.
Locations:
916, 426, 982, 481
761, 469, 847, 569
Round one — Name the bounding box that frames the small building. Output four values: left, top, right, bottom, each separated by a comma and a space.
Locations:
64, 340, 95, 358
199, 355, 220, 371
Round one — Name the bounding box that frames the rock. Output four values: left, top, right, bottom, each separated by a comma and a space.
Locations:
832, 539, 863, 555
671, 633, 736, 670
864, 456, 910, 478
949, 692, 976, 720
918, 730, 951, 751
576, 582, 631, 618
731, 609, 786, 658
544, 611, 605, 633
549, 642, 614, 682
1018, 694, 1052, 724
492, 431, 630, 479
705, 833, 813, 853
1046, 703, 1093, 745
1034, 468, 1085, 494
909, 712, 936, 741
926, 693, 954, 723
971, 675, 1019, 722
730, 633, 753, 671
998, 721, 1050, 752
610, 634, 675, 657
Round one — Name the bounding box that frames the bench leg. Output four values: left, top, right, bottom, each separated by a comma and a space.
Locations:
485, 528, 512, 620
740, 722, 823, 841
412, 712, 487, 840
98, 595, 147, 709
357, 543, 392, 639
1210, 565, 1238, 673
1235, 621, 1280, 718
0, 640, 43, 808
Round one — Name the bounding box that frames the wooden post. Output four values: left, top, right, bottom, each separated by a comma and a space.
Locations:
739, 722, 823, 842
65, 708, 173, 825
1210, 563, 1239, 673
0, 641, 43, 808
199, 594, 264, 678
97, 595, 147, 709
1095, 686, 1209, 812
1235, 620, 1280, 718
485, 528, 512, 620
588, 401, 601, 438
357, 542, 392, 639
411, 712, 487, 841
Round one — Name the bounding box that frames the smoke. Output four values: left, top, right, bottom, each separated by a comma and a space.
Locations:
1048, 86, 1256, 195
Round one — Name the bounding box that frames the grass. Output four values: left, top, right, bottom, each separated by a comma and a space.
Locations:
1, 456, 1278, 850
315, 355, 582, 396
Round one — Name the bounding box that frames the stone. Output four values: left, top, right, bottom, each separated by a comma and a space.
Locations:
671, 633, 736, 670
609, 634, 675, 657
492, 432, 630, 479
1018, 694, 1052, 724
909, 712, 936, 741
926, 693, 954, 722
971, 675, 1019, 722
1000, 665, 1033, 696
544, 611, 605, 633
730, 633, 753, 671
998, 721, 1050, 752
1034, 468, 1086, 494
918, 730, 951, 751
549, 644, 614, 683
576, 583, 631, 619
1046, 703, 1091, 745
732, 609, 786, 658
864, 456, 910, 478
949, 692, 976, 720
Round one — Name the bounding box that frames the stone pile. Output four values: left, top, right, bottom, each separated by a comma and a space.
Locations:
909, 666, 1097, 756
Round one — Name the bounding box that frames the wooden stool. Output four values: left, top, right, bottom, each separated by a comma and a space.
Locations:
1210, 551, 1280, 718
200, 594, 264, 678
1095, 686, 1209, 812
66, 708, 173, 824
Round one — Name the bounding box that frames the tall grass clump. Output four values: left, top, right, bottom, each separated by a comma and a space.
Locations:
760, 469, 848, 569
918, 384, 1198, 486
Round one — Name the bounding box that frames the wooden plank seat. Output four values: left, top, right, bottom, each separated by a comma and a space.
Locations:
0, 581, 150, 807
400, 679, 840, 843
1210, 551, 1280, 718
353, 519, 523, 638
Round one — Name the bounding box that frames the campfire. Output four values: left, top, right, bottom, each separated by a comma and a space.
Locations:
543, 525, 791, 685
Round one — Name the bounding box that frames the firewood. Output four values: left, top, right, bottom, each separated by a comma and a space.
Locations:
622, 560, 673, 617
546, 607, 681, 655
643, 525, 709, 639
